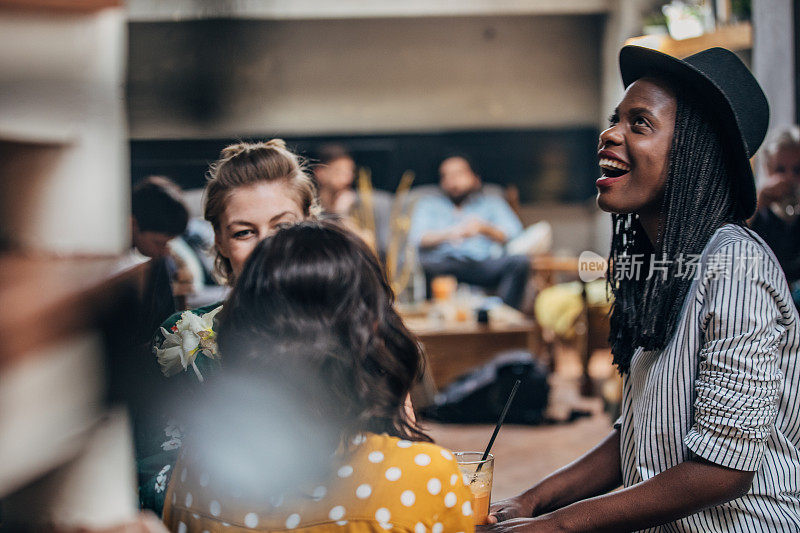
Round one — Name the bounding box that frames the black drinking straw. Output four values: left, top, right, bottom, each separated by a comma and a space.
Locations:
473, 379, 521, 478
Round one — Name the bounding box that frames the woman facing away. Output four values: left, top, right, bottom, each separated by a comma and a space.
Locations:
482, 47, 800, 532
139, 139, 319, 511
161, 220, 475, 532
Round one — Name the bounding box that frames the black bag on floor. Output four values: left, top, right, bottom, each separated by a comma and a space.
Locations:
422, 350, 549, 425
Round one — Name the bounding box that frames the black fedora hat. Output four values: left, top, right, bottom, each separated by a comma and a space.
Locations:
619, 45, 769, 220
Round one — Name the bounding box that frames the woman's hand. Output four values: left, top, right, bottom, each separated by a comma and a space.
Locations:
477, 515, 566, 532
487, 495, 536, 524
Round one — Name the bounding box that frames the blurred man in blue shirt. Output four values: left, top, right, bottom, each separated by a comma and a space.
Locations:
409, 155, 529, 309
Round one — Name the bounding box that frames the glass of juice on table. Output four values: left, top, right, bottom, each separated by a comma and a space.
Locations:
454, 452, 493, 525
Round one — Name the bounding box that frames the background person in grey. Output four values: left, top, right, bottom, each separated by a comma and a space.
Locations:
481, 47, 800, 532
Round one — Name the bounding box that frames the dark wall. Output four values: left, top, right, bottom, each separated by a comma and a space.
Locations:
131, 127, 599, 204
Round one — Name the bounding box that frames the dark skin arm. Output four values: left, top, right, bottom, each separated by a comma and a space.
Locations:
487, 430, 623, 524
481, 430, 754, 532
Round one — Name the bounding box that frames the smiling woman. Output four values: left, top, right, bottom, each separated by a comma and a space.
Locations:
484, 47, 800, 533
596, 78, 677, 225
205, 139, 321, 284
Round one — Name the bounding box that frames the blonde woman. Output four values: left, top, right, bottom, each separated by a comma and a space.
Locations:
140, 139, 319, 512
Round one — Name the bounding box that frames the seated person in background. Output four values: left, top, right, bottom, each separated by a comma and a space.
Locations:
313, 143, 386, 251
129, 176, 192, 306
410, 154, 528, 309
314, 143, 358, 216
750, 126, 800, 305
125, 176, 191, 339
162, 220, 474, 532
131, 176, 189, 262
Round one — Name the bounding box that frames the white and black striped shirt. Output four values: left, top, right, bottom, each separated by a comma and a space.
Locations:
617, 224, 800, 532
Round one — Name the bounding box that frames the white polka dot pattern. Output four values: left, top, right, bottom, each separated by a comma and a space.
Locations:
375, 508, 391, 522
356, 484, 372, 499
177, 522, 187, 533
164, 435, 474, 533
285, 513, 301, 529
244, 512, 259, 527
444, 492, 457, 508
368, 451, 384, 463
209, 500, 221, 516
385, 467, 401, 481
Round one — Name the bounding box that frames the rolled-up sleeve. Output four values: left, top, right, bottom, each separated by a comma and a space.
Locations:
684, 240, 786, 471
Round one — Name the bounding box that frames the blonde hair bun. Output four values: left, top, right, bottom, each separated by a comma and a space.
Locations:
264, 138, 287, 150
217, 139, 287, 160
204, 138, 319, 285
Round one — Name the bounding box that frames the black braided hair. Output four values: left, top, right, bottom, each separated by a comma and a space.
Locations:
607, 85, 741, 374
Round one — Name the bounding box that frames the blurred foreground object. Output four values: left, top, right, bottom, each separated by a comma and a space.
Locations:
0, 0, 128, 255
0, 1, 142, 529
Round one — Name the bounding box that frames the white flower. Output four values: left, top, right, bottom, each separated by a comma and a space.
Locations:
155, 340, 185, 378
155, 464, 171, 493
154, 305, 222, 382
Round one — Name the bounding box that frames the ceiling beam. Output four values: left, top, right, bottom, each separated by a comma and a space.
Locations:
127, 0, 612, 22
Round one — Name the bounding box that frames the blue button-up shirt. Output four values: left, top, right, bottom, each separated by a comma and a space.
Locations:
409, 189, 522, 262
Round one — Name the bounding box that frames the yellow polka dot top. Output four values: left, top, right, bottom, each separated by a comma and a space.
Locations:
162, 433, 475, 532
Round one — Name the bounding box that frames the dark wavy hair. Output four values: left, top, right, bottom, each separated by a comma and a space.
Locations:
607, 83, 741, 374
216, 220, 430, 446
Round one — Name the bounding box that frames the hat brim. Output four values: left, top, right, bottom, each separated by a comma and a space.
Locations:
619, 46, 757, 220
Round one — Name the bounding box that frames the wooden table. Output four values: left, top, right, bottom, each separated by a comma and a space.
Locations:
399, 302, 538, 402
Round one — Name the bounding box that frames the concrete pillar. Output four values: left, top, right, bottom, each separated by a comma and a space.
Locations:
753, 0, 796, 131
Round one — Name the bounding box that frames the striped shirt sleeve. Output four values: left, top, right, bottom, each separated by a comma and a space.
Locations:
684, 239, 786, 471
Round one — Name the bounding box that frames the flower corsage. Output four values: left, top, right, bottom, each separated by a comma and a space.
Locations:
155, 305, 222, 382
